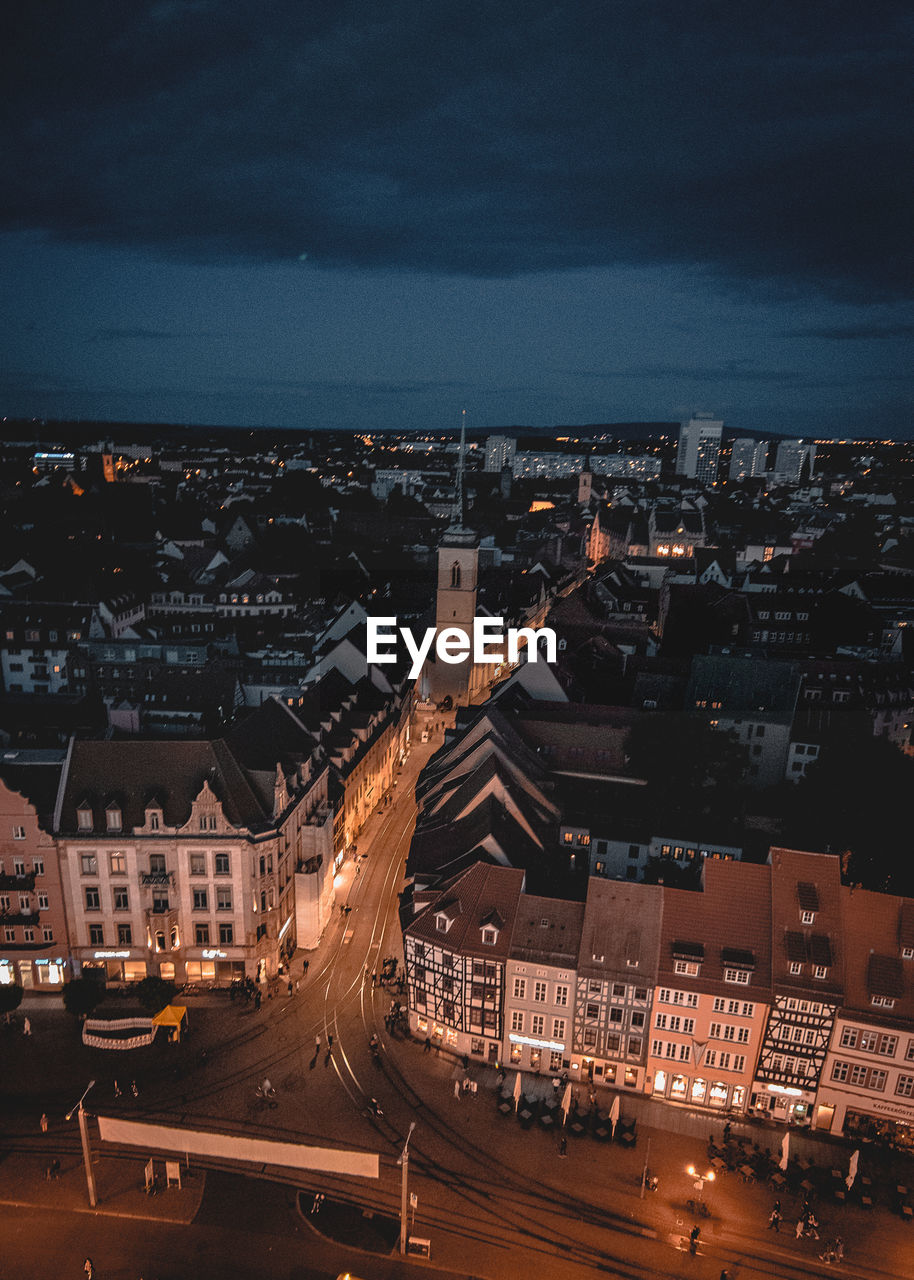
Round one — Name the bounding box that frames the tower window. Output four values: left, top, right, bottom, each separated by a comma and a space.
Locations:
451, 561, 461, 588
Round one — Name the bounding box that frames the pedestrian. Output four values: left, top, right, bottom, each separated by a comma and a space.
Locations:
768, 1201, 781, 1232
559, 1136, 567, 1157
131, 1080, 139, 1097
114, 1080, 122, 1097
254, 991, 261, 1010
723, 1121, 731, 1143
423, 1036, 431, 1054
469, 1080, 477, 1098
84, 1259, 94, 1278
287, 980, 293, 996
689, 1226, 700, 1255
46, 1159, 60, 1181
819, 1240, 836, 1264
303, 959, 309, 973
40, 1112, 48, 1133
454, 1079, 461, 1099
23, 1016, 31, 1036
834, 1236, 844, 1261
371, 971, 377, 987
795, 1219, 805, 1240
327, 1033, 333, 1051
806, 1212, 819, 1240
315, 1034, 321, 1053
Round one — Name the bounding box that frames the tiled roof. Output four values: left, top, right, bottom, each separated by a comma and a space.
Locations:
405, 863, 525, 960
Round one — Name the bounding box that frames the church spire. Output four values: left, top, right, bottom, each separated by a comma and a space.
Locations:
454, 407, 467, 528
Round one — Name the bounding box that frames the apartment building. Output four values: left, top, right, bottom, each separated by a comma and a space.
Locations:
0, 753, 68, 991
815, 888, 914, 1144
646, 862, 772, 1113
505, 894, 584, 1076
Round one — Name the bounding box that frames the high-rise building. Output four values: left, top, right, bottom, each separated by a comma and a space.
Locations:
484, 435, 516, 473
729, 438, 769, 482
772, 440, 816, 485
676, 416, 723, 485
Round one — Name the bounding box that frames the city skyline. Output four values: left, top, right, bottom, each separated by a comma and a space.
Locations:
2, 1, 912, 436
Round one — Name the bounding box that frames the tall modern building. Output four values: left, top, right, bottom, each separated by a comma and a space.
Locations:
773, 439, 816, 485
729, 438, 769, 482
484, 435, 517, 473
676, 415, 723, 485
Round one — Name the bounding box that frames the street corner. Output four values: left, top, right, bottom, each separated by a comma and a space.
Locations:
0, 1149, 206, 1224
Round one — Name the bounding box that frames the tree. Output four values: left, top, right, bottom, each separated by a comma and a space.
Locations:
782, 732, 914, 895
133, 975, 178, 1014
625, 712, 748, 821
0, 982, 24, 1024
62, 978, 106, 1020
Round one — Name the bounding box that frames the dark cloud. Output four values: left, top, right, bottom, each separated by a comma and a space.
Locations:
788, 322, 914, 340
3, 0, 912, 299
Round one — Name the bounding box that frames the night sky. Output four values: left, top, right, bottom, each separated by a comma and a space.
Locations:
2, 1, 912, 436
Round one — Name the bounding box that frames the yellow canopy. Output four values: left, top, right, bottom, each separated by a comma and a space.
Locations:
152, 1004, 188, 1040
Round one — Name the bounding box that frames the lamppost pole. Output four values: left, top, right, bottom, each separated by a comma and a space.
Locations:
67, 1080, 98, 1208
399, 1121, 416, 1255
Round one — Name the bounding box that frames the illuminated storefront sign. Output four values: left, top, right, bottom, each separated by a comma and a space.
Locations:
509, 1032, 565, 1053
201, 949, 227, 960
94, 950, 131, 959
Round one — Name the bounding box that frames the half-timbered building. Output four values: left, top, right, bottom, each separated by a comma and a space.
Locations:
751, 848, 843, 1123
404, 863, 524, 1062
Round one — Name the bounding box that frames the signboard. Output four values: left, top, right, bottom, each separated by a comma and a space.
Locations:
165, 1160, 182, 1189
407, 1238, 431, 1258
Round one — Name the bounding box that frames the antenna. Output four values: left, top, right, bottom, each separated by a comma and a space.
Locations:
455, 408, 467, 526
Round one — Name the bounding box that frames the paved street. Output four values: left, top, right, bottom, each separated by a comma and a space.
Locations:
2, 723, 914, 1280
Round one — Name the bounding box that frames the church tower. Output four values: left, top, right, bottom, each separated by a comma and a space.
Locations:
424, 411, 486, 707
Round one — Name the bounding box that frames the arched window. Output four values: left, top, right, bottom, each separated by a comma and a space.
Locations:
450, 561, 461, 588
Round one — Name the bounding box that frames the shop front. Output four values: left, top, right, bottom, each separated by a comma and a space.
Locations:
749, 1082, 813, 1124
184, 948, 245, 985
652, 1068, 747, 1112
812, 1088, 914, 1149
80, 950, 148, 984
0, 956, 67, 989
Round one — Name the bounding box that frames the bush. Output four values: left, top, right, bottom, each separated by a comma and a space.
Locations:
62, 978, 106, 1020
133, 975, 178, 1014
0, 982, 24, 1023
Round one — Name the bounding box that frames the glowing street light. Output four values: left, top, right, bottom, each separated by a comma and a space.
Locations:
687, 1163, 715, 1211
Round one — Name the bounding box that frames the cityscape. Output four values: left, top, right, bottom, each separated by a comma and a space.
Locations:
2, 4, 914, 1280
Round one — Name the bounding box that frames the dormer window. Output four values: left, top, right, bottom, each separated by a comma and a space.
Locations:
789, 962, 803, 975
813, 965, 829, 980
77, 806, 93, 831
149, 811, 161, 831
800, 910, 816, 925
106, 806, 122, 832
674, 959, 700, 977
482, 927, 497, 945
435, 913, 453, 933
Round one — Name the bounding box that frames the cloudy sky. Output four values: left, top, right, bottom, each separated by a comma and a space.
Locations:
2, 0, 912, 435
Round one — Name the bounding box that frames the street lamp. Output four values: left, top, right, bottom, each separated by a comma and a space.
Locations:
687, 1163, 715, 1213
398, 1121, 417, 1255
66, 1080, 98, 1208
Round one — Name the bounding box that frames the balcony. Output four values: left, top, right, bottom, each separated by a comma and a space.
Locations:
0, 872, 36, 891
0, 908, 41, 925
141, 871, 175, 887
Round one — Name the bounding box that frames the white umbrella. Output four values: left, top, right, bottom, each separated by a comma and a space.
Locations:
513, 1070, 523, 1112
609, 1094, 620, 1137
561, 1082, 573, 1125
845, 1149, 859, 1191
778, 1132, 790, 1171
